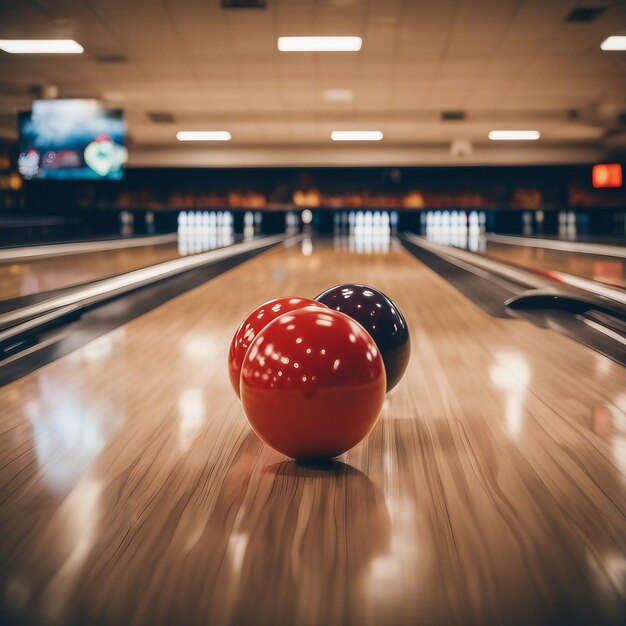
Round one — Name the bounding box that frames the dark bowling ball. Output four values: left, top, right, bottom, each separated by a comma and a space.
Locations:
315, 284, 410, 392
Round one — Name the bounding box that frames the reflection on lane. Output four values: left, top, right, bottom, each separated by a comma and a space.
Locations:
222, 458, 391, 625
178, 388, 206, 453
490, 350, 531, 439
38, 478, 103, 621
25, 330, 127, 492
595, 392, 626, 478
333, 232, 392, 254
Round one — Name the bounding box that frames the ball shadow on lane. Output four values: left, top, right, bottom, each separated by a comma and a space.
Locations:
225, 456, 392, 625
265, 458, 366, 476
260, 457, 392, 567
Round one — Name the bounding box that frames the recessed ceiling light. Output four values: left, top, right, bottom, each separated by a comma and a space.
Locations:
600, 36, 626, 51
0, 39, 84, 54
331, 130, 383, 141
176, 131, 232, 141
324, 89, 354, 102
278, 36, 362, 52
488, 130, 540, 141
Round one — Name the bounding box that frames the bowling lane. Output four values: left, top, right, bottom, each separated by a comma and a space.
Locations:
0, 241, 183, 300
481, 240, 626, 288
1, 239, 624, 626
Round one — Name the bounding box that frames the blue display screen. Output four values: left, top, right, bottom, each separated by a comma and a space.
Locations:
18, 99, 127, 180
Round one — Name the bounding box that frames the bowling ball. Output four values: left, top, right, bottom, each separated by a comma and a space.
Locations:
315, 284, 410, 392
228, 297, 326, 398
240, 307, 386, 460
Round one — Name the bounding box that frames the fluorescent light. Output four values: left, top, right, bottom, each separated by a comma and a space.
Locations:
331, 130, 383, 141
0, 39, 83, 54
324, 89, 354, 102
176, 131, 231, 141
601, 36, 626, 51
488, 130, 540, 141
278, 36, 362, 52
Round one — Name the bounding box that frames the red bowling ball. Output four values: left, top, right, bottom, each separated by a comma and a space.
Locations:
240, 306, 386, 460
228, 296, 325, 397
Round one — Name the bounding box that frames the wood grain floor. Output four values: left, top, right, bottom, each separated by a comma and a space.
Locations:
0, 242, 183, 299
0, 238, 624, 626
483, 241, 626, 288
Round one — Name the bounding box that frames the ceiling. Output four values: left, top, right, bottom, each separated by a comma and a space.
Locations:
0, 0, 625, 166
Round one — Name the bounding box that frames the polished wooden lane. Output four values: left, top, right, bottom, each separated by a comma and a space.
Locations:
0, 239, 624, 626
0, 242, 183, 300
482, 241, 626, 288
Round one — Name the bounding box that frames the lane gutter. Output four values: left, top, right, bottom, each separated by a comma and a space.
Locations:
400, 233, 626, 366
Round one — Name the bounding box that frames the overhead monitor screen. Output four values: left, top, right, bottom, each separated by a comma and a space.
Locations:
18, 99, 127, 180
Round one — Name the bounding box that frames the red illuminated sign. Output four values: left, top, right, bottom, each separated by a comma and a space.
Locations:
592, 163, 622, 188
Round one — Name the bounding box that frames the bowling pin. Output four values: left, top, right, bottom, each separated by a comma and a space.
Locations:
469, 211, 479, 233
356, 211, 364, 233
178, 211, 187, 234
